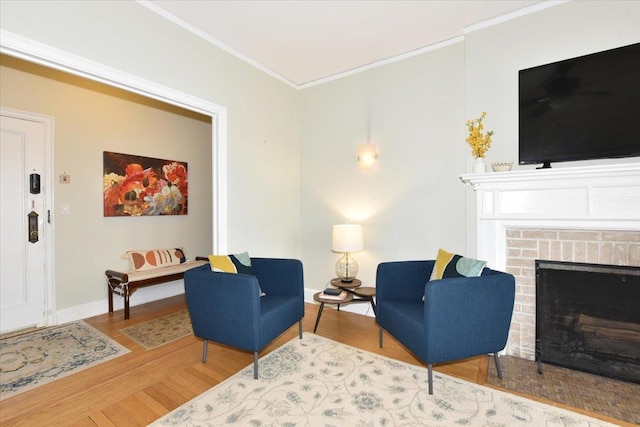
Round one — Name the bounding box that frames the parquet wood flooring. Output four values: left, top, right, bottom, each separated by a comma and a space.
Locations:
0, 295, 628, 426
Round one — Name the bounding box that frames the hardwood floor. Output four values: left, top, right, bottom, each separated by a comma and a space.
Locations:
0, 295, 628, 426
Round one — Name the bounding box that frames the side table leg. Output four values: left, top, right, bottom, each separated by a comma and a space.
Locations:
314, 302, 325, 333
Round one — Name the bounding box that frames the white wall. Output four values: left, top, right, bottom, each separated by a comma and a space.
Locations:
299, 43, 467, 290
465, 0, 640, 169
299, 1, 640, 291
463, 0, 640, 254
0, 1, 300, 315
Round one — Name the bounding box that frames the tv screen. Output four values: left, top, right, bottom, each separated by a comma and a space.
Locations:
519, 43, 640, 168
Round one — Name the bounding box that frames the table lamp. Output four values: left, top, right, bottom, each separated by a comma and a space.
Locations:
332, 224, 364, 282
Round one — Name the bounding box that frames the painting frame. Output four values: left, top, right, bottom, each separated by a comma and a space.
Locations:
103, 151, 188, 217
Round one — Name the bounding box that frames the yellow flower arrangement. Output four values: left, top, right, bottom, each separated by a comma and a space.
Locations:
465, 112, 494, 158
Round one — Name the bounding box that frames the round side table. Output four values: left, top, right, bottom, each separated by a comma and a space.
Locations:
313, 291, 353, 332
330, 278, 361, 289
312, 278, 377, 333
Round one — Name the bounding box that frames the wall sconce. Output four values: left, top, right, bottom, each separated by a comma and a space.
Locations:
358, 143, 378, 169
332, 224, 364, 282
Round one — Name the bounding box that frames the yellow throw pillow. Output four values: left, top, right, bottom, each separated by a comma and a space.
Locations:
430, 248, 487, 281
208, 252, 264, 296
208, 252, 253, 274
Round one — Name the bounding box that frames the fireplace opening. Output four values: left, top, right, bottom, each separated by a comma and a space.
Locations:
535, 260, 640, 384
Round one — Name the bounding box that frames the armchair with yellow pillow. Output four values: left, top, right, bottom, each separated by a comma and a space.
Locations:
376, 249, 515, 394
184, 253, 305, 378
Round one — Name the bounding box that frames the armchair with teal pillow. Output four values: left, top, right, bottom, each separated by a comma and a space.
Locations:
376, 257, 515, 394
184, 257, 304, 379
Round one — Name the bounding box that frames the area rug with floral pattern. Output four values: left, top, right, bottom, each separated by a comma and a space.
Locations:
150, 333, 614, 426
0, 321, 130, 400
119, 309, 193, 350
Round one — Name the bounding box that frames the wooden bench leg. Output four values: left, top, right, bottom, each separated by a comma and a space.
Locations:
108, 286, 114, 313
124, 291, 130, 320
106, 262, 207, 320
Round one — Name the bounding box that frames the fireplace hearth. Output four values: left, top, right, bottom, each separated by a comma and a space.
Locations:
535, 260, 640, 383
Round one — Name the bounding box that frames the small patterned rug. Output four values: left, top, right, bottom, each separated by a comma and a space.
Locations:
119, 309, 193, 350
0, 320, 130, 400
150, 333, 615, 426
487, 354, 640, 425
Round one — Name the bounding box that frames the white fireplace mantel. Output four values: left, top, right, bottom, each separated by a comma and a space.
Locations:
460, 162, 640, 358
460, 163, 640, 271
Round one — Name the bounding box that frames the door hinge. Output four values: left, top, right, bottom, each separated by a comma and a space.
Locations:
47, 210, 51, 224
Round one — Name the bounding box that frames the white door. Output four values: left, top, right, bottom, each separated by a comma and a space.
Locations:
1, 112, 51, 333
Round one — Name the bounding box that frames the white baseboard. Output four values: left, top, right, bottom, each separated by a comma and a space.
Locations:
55, 280, 185, 324
55, 284, 375, 325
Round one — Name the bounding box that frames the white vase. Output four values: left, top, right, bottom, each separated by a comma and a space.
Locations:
473, 157, 487, 173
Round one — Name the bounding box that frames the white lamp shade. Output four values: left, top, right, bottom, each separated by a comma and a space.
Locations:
332, 224, 364, 253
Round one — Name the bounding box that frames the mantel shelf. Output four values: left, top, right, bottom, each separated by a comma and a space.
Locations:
460, 162, 640, 189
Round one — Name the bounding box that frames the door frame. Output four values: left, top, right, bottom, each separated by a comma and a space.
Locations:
0, 29, 229, 257
1, 106, 55, 327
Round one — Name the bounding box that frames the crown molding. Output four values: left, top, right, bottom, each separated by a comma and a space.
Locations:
136, 0, 299, 89
464, 1, 567, 35
140, 1, 565, 90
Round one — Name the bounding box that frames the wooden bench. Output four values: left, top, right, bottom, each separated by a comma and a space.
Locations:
106, 256, 208, 320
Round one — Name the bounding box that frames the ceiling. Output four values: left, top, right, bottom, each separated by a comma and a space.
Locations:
144, 0, 549, 88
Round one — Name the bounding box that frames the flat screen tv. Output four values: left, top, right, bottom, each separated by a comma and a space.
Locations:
519, 43, 640, 168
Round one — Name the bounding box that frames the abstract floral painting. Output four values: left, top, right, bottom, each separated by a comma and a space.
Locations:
103, 151, 188, 216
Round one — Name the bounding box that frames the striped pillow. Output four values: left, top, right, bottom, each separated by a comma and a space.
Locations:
127, 248, 186, 271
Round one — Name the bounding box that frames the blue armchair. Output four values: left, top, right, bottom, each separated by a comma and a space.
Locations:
184, 258, 305, 378
376, 260, 515, 394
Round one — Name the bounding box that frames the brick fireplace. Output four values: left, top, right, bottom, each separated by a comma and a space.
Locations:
461, 163, 640, 360
505, 228, 639, 359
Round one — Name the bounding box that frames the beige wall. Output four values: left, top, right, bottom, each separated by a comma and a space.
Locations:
0, 55, 213, 309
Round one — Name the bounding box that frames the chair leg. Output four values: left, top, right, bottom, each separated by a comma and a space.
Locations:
494, 353, 503, 379
253, 352, 259, 379
428, 363, 434, 395
202, 339, 208, 363
299, 320, 303, 339
379, 326, 383, 348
